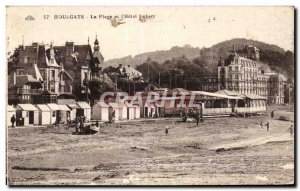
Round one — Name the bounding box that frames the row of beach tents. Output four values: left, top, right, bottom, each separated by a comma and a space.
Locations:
7, 101, 162, 127
7, 102, 91, 127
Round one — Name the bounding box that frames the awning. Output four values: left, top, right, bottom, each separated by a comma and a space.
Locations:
67, 104, 81, 109
244, 94, 268, 100
17, 104, 39, 111
192, 91, 244, 100
58, 105, 71, 111
35, 104, 51, 111
76, 102, 91, 109
47, 103, 59, 111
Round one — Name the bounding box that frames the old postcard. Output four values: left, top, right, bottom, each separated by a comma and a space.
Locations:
6, 6, 295, 185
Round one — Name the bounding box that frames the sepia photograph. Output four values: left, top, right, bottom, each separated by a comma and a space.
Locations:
5, 6, 295, 186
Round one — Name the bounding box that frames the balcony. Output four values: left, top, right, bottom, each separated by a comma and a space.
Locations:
17, 88, 42, 94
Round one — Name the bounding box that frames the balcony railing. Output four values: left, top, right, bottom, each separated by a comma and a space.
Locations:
17, 88, 42, 94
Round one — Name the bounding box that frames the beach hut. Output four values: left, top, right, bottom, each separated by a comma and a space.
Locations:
108, 103, 123, 121
140, 102, 151, 118
119, 102, 128, 120
7, 105, 16, 127
57, 105, 71, 124
133, 104, 141, 119
35, 104, 52, 125
92, 102, 110, 122
125, 102, 135, 120
16, 104, 39, 126
67, 103, 80, 121
76, 102, 91, 121
47, 103, 59, 124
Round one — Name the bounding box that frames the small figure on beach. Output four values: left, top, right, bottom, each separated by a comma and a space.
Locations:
260, 121, 263, 128
75, 118, 80, 133
96, 120, 99, 127
165, 127, 168, 135
289, 125, 293, 136
271, 111, 274, 118
196, 113, 200, 126
266, 122, 270, 131
10, 115, 16, 128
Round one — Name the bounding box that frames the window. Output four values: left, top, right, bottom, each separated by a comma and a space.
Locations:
235, 66, 238, 71
51, 70, 55, 78
84, 72, 88, 80
229, 67, 232, 71
26, 111, 29, 117
235, 75, 239, 79
52, 111, 56, 117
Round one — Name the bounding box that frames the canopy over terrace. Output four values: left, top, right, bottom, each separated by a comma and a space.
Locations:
191, 91, 244, 109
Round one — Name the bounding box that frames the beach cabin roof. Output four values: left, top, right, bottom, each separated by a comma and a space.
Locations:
108, 102, 123, 109
215, 90, 242, 97
58, 105, 71, 111
17, 104, 38, 111
124, 102, 135, 108
35, 104, 51, 111
67, 104, 81, 109
77, 102, 91, 109
192, 91, 244, 100
7, 105, 16, 112
95, 102, 110, 108
47, 103, 59, 111
243, 94, 267, 100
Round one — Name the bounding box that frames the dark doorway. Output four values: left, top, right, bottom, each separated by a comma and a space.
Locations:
76, 109, 84, 117
29, 111, 34, 124
127, 108, 130, 119
145, 107, 148, 117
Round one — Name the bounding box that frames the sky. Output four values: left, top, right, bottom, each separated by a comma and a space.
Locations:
6, 6, 294, 60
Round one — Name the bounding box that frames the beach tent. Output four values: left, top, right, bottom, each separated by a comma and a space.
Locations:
57, 104, 71, 124
125, 102, 135, 120
35, 104, 52, 125
67, 103, 80, 121
47, 103, 59, 124
108, 103, 123, 121
16, 104, 39, 126
76, 102, 91, 121
133, 104, 141, 119
92, 102, 110, 122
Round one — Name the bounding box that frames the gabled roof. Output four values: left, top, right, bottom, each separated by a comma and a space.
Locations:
47, 103, 59, 111
244, 94, 267, 100
93, 51, 104, 64
77, 102, 91, 109
67, 104, 81, 109
94, 102, 110, 108
57, 104, 71, 111
216, 90, 242, 97
35, 104, 51, 111
15, 75, 41, 88
108, 102, 123, 109
17, 104, 38, 111
7, 105, 16, 112
74, 45, 92, 64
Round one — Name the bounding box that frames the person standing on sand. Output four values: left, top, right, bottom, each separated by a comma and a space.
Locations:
271, 111, 274, 118
196, 113, 200, 126
10, 115, 16, 128
165, 127, 168, 135
289, 125, 293, 136
266, 122, 270, 131
260, 121, 263, 128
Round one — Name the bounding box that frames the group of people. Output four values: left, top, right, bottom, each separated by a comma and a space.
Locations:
74, 116, 86, 133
